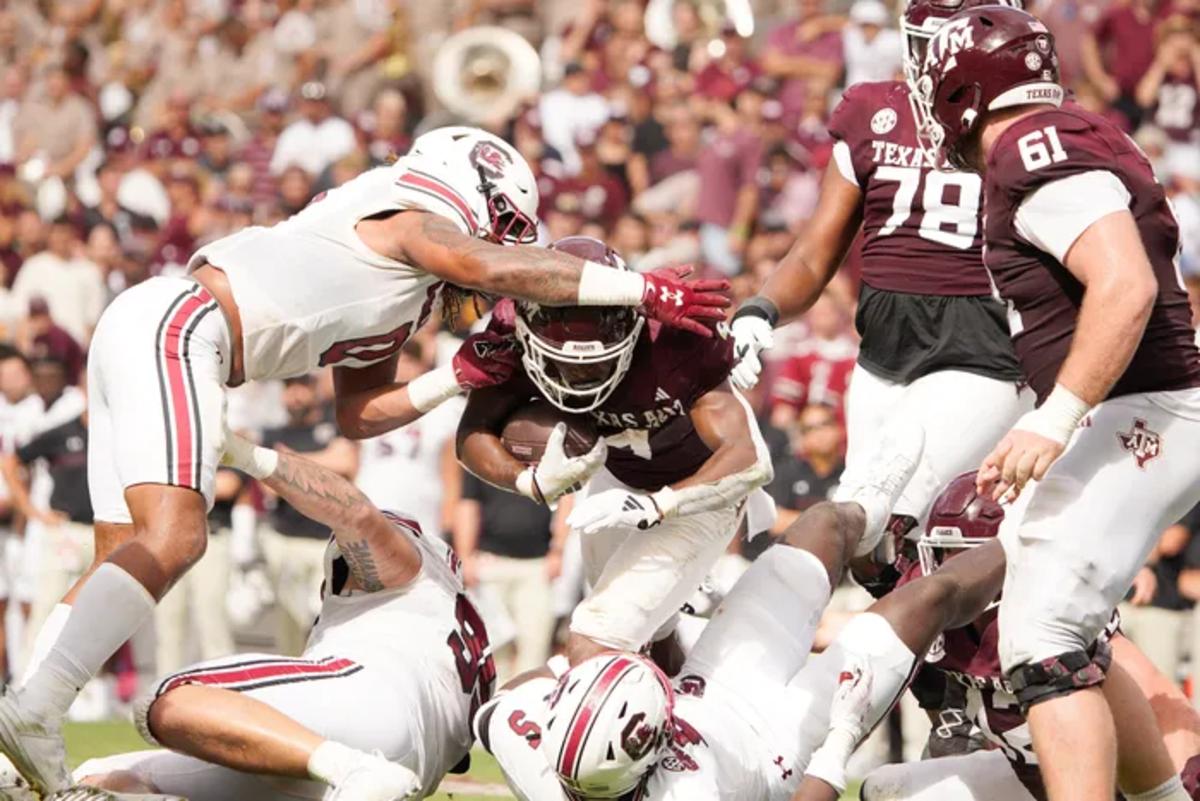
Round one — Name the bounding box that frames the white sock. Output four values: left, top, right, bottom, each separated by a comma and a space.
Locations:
19, 603, 72, 687
18, 564, 155, 721
1126, 776, 1189, 801
308, 740, 367, 786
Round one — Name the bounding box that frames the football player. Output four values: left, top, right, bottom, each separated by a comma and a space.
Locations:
472, 433, 939, 801
729, 0, 1031, 555
457, 236, 792, 666
854, 473, 1200, 801
916, 8, 1200, 800
0, 127, 730, 794
62, 427, 494, 801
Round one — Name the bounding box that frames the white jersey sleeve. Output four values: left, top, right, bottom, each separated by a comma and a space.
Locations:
1013, 170, 1131, 263
474, 678, 568, 801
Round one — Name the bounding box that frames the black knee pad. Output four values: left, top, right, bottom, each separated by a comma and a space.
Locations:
1006, 638, 1113, 713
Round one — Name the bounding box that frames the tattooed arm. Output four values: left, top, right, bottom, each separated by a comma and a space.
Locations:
358, 211, 600, 305
255, 445, 422, 591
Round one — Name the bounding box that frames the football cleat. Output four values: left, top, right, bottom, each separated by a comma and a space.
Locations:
327, 754, 421, 801
838, 425, 925, 558
0, 691, 70, 795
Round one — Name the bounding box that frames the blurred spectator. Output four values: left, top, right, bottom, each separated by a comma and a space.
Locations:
1082, 0, 1174, 126
1120, 511, 1198, 683
546, 130, 629, 231
453, 471, 567, 682
142, 90, 202, 164
240, 88, 289, 208
356, 347, 464, 539
81, 160, 157, 249
1038, 0, 1112, 85
315, 0, 398, 117
762, 0, 845, 126
693, 24, 761, 103
12, 63, 97, 186
196, 118, 236, 180
12, 217, 104, 345
538, 62, 610, 175
769, 293, 857, 428
1134, 18, 1200, 167
768, 401, 845, 536
696, 95, 764, 275
842, 0, 902, 86
269, 81, 356, 178
26, 299, 84, 386
360, 89, 412, 168
0, 389, 91, 675
259, 374, 358, 656
154, 467, 241, 675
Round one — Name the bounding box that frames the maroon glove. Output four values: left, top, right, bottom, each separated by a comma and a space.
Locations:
639, 265, 732, 337
452, 329, 521, 390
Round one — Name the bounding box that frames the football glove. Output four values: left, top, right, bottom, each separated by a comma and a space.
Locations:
517, 424, 607, 506
638, 265, 731, 338
567, 488, 664, 534
729, 314, 774, 390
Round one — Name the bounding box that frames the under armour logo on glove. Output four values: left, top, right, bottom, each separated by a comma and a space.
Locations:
638, 265, 731, 338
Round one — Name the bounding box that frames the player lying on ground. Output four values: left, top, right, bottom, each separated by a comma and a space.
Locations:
458, 236, 792, 667
0, 126, 730, 795
915, 8, 1200, 800
473, 429, 924, 800
69, 427, 496, 801
730, 0, 1030, 536
847, 472, 1200, 801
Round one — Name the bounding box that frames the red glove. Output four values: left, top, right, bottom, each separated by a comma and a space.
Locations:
639, 265, 732, 337
452, 329, 520, 390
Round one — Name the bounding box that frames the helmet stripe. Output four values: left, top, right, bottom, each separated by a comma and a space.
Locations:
396, 170, 478, 234
556, 656, 638, 781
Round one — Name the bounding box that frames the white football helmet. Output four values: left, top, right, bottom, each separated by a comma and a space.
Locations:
542, 653, 675, 798
405, 126, 539, 244
514, 237, 644, 413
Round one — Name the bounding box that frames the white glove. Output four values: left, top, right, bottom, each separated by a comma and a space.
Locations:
517, 424, 607, 506
730, 315, 774, 390
805, 661, 873, 793
567, 488, 663, 534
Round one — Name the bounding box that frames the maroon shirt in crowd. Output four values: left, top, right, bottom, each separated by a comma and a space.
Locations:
695, 128, 762, 228
828, 81, 992, 296
983, 105, 1200, 403
765, 20, 844, 125
1092, 3, 1172, 95
1152, 71, 1200, 144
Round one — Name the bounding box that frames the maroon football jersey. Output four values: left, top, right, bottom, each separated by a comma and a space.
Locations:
982, 106, 1200, 403
495, 320, 735, 492
828, 81, 993, 297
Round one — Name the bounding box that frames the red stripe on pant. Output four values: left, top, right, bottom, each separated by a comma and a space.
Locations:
160, 290, 213, 487
159, 656, 360, 695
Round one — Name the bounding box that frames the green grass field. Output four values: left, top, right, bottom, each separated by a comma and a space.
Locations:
65, 721, 860, 800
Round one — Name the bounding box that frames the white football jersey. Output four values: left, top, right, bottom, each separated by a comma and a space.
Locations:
355, 396, 464, 537
305, 513, 493, 792
188, 159, 477, 381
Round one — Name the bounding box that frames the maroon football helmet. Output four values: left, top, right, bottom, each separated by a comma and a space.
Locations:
918, 471, 1006, 577
912, 5, 1063, 169
900, 0, 1023, 93
514, 237, 644, 413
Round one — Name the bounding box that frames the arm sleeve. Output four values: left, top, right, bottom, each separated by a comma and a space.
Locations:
15, 429, 53, 465
831, 140, 858, 187
1013, 170, 1131, 263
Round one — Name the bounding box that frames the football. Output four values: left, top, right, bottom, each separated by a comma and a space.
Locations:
501, 400, 600, 465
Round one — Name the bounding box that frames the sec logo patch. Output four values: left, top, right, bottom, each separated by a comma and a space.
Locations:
871, 108, 897, 135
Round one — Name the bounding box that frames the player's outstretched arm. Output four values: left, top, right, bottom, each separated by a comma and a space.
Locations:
367, 211, 731, 337
222, 431, 421, 591
730, 162, 862, 388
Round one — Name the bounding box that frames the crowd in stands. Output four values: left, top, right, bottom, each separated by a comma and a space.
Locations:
0, 0, 1197, 753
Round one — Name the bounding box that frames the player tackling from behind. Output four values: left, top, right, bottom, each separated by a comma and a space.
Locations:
64, 425, 495, 801
0, 126, 730, 795
915, 8, 1200, 800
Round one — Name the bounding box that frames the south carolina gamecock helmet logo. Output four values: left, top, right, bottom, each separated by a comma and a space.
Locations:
620, 713, 659, 761
470, 141, 512, 180
1117, 418, 1162, 468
